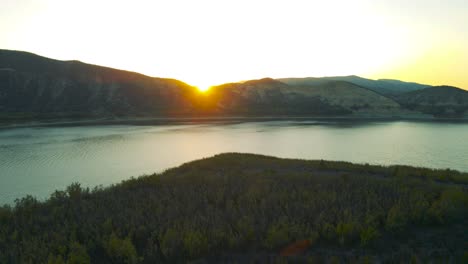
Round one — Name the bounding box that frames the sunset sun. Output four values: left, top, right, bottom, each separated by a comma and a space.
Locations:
196, 86, 211, 93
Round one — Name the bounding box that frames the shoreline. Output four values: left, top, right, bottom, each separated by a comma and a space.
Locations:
2, 115, 468, 129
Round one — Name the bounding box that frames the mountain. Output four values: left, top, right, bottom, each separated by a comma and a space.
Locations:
278, 76, 429, 96
396, 86, 468, 117
1, 49, 467, 122
0, 49, 199, 120
199, 78, 406, 116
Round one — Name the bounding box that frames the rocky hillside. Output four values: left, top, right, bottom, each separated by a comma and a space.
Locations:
199, 78, 406, 116
195, 78, 349, 116
279, 76, 429, 96
396, 86, 468, 117
0, 50, 199, 120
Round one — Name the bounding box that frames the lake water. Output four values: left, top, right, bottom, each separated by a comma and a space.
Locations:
1, 120, 468, 204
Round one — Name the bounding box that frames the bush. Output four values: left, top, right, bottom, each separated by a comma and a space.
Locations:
105, 233, 138, 264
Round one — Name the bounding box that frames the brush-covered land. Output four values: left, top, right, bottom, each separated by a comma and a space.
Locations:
0, 153, 467, 263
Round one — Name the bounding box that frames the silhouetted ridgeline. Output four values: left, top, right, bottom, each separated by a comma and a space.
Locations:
2, 49, 468, 122
0, 49, 199, 120
0, 153, 467, 263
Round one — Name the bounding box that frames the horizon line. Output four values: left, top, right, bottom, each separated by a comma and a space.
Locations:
0, 48, 464, 90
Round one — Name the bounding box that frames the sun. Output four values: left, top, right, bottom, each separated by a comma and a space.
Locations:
187, 78, 215, 93
196, 86, 211, 93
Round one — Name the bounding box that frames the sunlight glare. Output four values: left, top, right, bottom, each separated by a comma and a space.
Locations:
2, 0, 467, 88
197, 86, 211, 93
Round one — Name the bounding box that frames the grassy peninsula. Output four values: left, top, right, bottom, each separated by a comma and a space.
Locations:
0, 153, 467, 263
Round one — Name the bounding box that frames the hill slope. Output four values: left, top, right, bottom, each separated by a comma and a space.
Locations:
0, 50, 199, 119
396, 86, 468, 117
2, 49, 467, 121
198, 78, 406, 116
0, 153, 467, 263
279, 76, 430, 96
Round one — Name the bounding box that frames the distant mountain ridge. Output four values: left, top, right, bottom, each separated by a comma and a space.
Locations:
1, 49, 467, 122
201, 78, 407, 117
278, 76, 430, 96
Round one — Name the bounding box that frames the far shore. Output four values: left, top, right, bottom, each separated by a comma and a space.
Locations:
2, 115, 468, 129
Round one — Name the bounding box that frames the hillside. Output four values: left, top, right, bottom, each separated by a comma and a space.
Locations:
278, 76, 429, 96
396, 86, 468, 117
0, 153, 467, 263
197, 78, 407, 117
195, 78, 350, 116
1, 49, 467, 121
0, 50, 199, 120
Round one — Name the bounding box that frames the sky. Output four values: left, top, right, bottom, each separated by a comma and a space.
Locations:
1, 0, 467, 90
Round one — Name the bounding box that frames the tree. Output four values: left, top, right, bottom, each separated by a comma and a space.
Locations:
67, 242, 90, 264
360, 226, 379, 247
183, 230, 209, 258
105, 233, 138, 264
386, 205, 407, 232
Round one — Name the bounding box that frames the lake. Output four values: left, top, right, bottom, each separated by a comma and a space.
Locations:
1, 120, 467, 204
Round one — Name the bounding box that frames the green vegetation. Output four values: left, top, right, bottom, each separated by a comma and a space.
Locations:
0, 153, 467, 263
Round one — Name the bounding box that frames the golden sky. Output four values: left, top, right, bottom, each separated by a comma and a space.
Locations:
1, 0, 467, 90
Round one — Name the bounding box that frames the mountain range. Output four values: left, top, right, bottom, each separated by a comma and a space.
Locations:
1, 49, 468, 122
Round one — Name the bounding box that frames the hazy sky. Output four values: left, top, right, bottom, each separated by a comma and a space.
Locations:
1, 0, 467, 89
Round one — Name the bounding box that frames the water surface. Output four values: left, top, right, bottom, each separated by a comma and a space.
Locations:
1, 121, 467, 204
